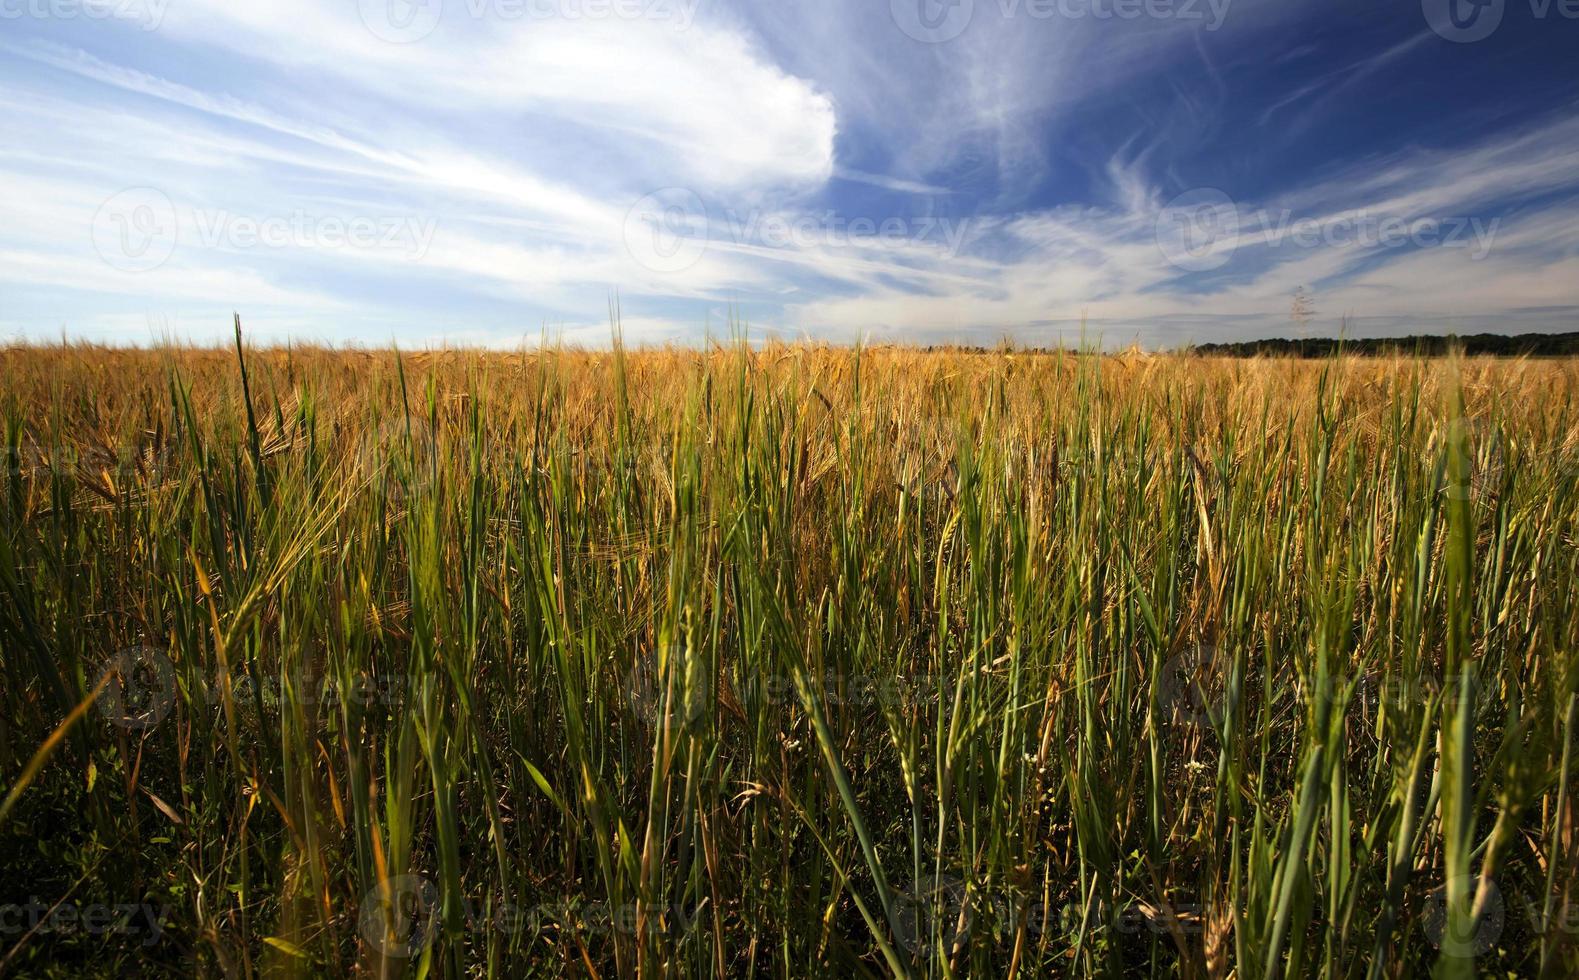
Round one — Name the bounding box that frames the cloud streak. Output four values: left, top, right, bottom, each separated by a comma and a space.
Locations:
0, 0, 1575, 346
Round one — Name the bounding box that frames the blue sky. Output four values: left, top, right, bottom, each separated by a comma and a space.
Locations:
2, 0, 1576, 347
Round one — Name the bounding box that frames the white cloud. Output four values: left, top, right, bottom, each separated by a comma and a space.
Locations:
2, 0, 1575, 347
143, 0, 835, 191
785, 114, 1579, 342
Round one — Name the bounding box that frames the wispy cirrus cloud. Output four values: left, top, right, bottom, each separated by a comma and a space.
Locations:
0, 0, 1574, 347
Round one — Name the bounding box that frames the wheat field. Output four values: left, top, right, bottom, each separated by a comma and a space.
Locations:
0, 337, 1576, 978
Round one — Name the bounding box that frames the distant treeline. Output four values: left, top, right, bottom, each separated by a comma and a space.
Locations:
1190, 332, 1579, 358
